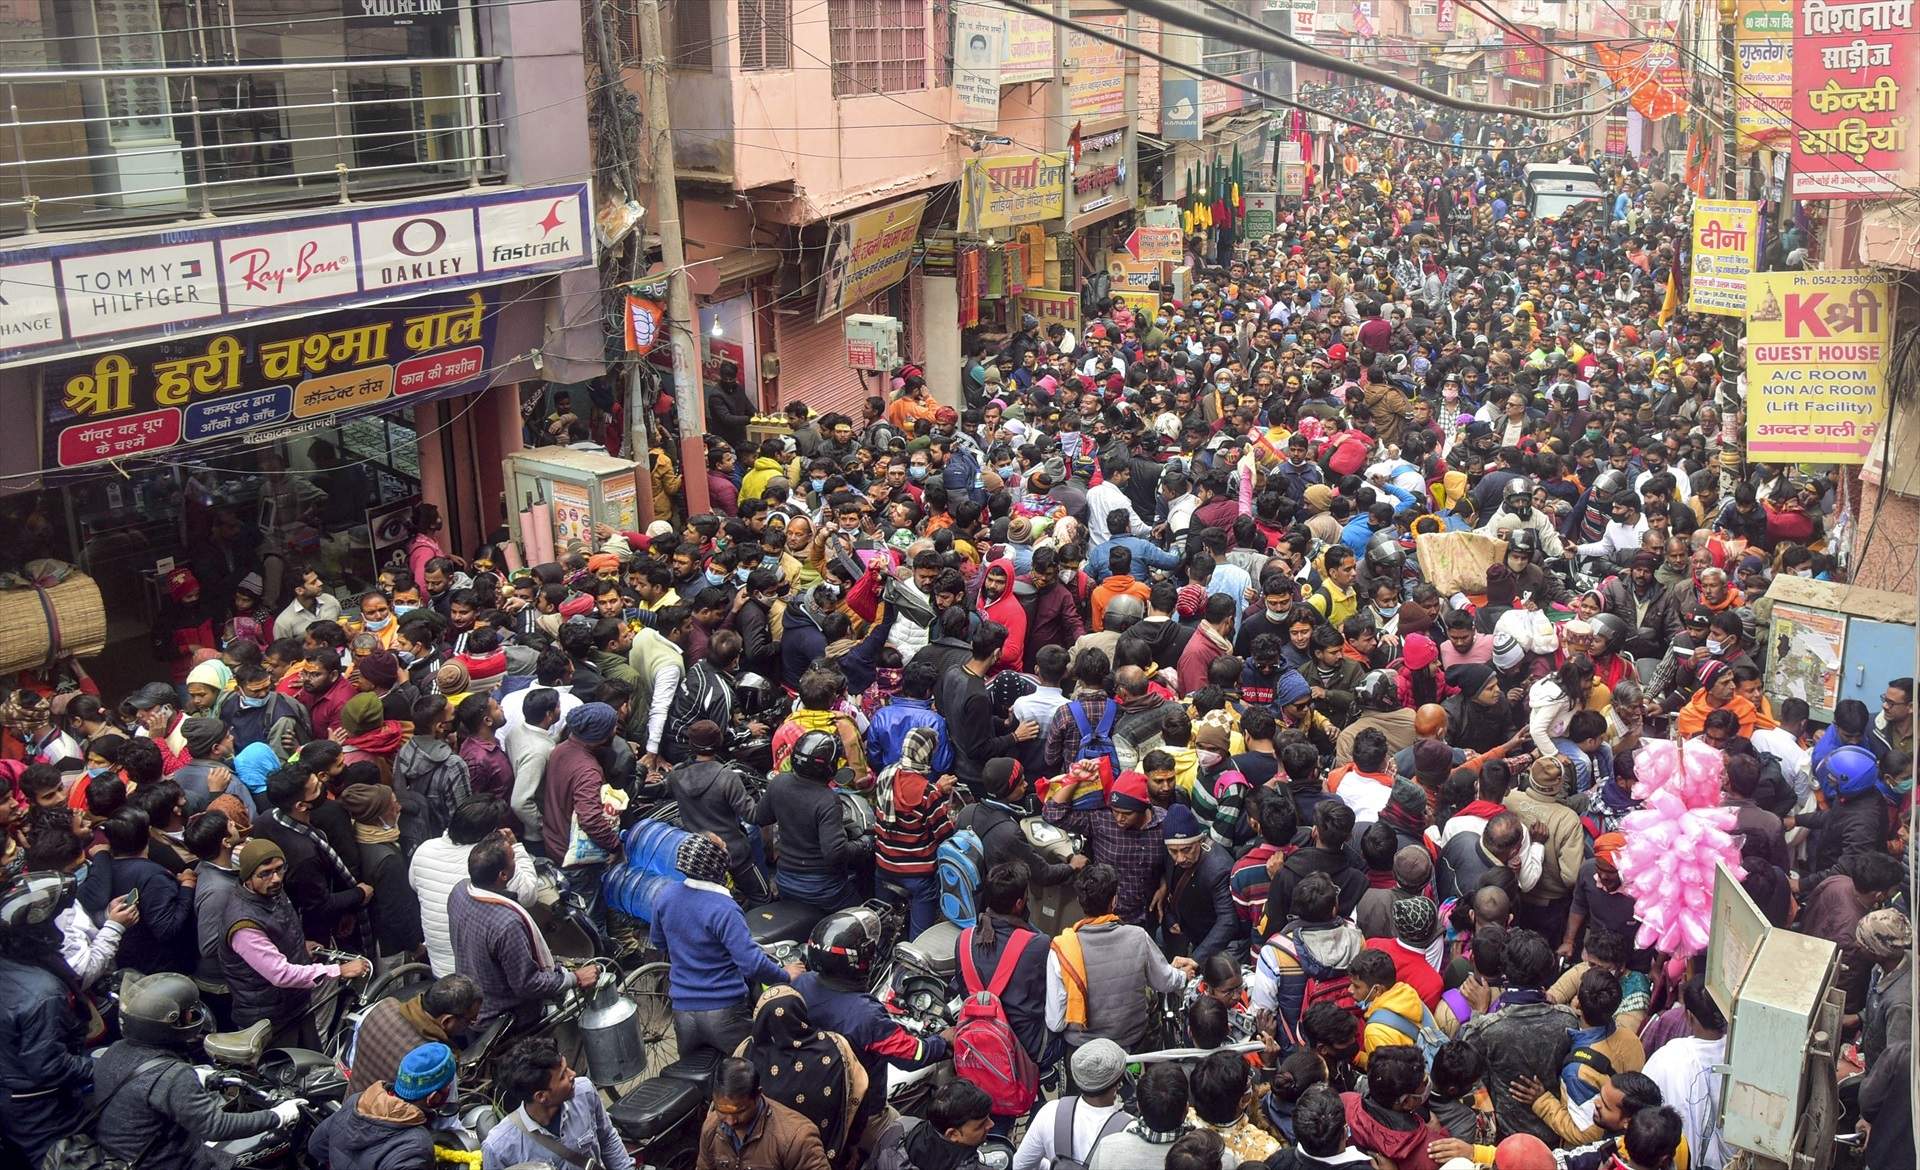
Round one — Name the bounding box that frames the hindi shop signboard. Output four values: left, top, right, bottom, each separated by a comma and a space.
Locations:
1743, 270, 1893, 465
959, 152, 1068, 233
43, 291, 496, 474
0, 183, 590, 369
814, 195, 929, 322
1789, 0, 1918, 199
1687, 199, 1761, 318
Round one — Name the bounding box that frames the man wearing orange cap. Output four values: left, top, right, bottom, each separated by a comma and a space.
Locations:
1560, 832, 1641, 964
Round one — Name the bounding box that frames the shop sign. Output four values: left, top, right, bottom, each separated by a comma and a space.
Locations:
1125, 226, 1181, 264
1437, 0, 1455, 33
1000, 4, 1053, 84
1733, 0, 1793, 152
1113, 290, 1159, 318
815, 195, 929, 323
1789, 0, 1917, 199
0, 183, 587, 370
1743, 270, 1892, 465
1161, 77, 1201, 141
1106, 259, 1158, 289
43, 291, 496, 474
960, 152, 1068, 232
1065, 16, 1126, 118
1503, 29, 1546, 83
1245, 191, 1280, 233
1013, 288, 1079, 331
953, 7, 1005, 127
1604, 116, 1629, 156
1687, 199, 1761, 318
347, 0, 461, 28
1200, 75, 1248, 120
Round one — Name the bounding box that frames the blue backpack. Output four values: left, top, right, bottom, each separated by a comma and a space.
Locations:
943, 439, 983, 506
1067, 699, 1121, 808
936, 828, 986, 928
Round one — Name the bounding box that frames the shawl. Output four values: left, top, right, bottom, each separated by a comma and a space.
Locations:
737, 986, 867, 1164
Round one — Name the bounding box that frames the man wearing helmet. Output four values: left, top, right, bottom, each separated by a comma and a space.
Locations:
795, 904, 954, 1138
90, 972, 301, 1165
0, 870, 105, 1163
1478, 476, 1565, 561
1332, 670, 1420, 769
1500, 529, 1570, 610
755, 729, 873, 912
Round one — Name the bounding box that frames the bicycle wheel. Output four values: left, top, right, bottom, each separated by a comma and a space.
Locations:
616, 961, 678, 1090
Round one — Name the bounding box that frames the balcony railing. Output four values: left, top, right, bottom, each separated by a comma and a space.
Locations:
0, 56, 505, 239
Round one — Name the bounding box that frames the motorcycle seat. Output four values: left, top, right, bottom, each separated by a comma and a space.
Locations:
746, 900, 827, 946
660, 1050, 720, 1085
609, 1075, 704, 1142
204, 1020, 272, 1066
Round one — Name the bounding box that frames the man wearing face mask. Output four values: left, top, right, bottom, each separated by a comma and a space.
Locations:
219, 662, 312, 753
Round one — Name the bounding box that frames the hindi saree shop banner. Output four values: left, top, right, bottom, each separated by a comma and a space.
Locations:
1790, 0, 1918, 198
1687, 200, 1761, 317
1744, 271, 1893, 464
1733, 0, 1793, 151
43, 291, 496, 474
815, 196, 928, 323
959, 152, 1068, 233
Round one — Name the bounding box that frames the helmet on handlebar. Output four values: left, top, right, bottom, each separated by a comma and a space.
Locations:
1365, 531, 1405, 574
805, 906, 887, 984
0, 871, 73, 930
789, 730, 844, 783
1355, 670, 1399, 712
120, 972, 213, 1049
1503, 476, 1536, 518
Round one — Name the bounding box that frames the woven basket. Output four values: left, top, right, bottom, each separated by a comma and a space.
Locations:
0, 574, 107, 674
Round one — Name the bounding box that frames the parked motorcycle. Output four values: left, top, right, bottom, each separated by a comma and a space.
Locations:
201, 1018, 348, 1168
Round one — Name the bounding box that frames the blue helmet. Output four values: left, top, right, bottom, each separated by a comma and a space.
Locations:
1818, 744, 1883, 802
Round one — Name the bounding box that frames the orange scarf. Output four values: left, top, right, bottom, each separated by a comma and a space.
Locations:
1051, 915, 1121, 1028
1675, 691, 1757, 739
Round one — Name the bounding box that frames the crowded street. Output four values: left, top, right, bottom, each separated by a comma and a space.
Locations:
0, 3, 1914, 1170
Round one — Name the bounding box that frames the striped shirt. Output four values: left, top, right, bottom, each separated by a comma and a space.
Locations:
875, 769, 956, 878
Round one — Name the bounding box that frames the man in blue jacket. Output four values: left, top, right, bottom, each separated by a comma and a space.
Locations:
653, 834, 802, 1058
865, 657, 953, 774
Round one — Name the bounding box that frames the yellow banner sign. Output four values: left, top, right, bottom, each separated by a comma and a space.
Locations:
960, 151, 1068, 232
1744, 270, 1893, 465
1733, 0, 1793, 151
817, 195, 928, 321
1014, 287, 1080, 330
1114, 290, 1160, 317
1688, 199, 1761, 317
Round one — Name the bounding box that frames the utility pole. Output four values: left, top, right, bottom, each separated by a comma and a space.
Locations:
634, 0, 709, 516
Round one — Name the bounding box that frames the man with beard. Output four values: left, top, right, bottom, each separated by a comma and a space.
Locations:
220, 839, 371, 1048
295, 647, 358, 739
345, 974, 482, 1095
973, 557, 1027, 674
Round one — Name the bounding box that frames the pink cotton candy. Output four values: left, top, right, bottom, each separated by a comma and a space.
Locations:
1616, 741, 1744, 959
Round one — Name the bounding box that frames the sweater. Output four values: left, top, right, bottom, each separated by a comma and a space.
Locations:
408, 834, 538, 977
540, 736, 618, 862
346, 994, 451, 1096
654, 879, 789, 1012
754, 772, 857, 876
445, 879, 571, 1026
93, 1039, 281, 1168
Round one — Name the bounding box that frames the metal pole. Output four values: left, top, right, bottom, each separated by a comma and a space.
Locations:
634, 0, 709, 517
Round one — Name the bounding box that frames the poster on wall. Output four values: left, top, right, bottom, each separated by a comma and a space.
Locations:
814, 196, 928, 323
1743, 270, 1893, 464
1686, 199, 1760, 317
366, 493, 423, 579
42, 291, 496, 476
952, 7, 1004, 128
550, 480, 592, 552
1733, 0, 1793, 151
1064, 16, 1126, 117
347, 0, 463, 29
1767, 603, 1847, 718
1789, 0, 1916, 198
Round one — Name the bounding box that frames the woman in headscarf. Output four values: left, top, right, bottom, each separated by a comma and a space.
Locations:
735, 985, 867, 1168
1442, 663, 1518, 755
1396, 632, 1455, 709
183, 657, 233, 716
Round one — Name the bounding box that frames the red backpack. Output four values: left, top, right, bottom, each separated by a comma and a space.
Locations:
954, 927, 1041, 1118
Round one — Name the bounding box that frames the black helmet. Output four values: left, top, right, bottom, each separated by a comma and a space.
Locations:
789, 730, 843, 783
1356, 670, 1399, 711
1589, 469, 1629, 504
1365, 532, 1405, 573
805, 906, 886, 983
0, 871, 72, 930
1506, 528, 1541, 560
120, 972, 212, 1049
1589, 613, 1630, 653
1503, 476, 1535, 516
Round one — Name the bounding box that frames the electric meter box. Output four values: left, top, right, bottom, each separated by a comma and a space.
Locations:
1719, 927, 1839, 1163
504, 448, 644, 558
844, 314, 901, 371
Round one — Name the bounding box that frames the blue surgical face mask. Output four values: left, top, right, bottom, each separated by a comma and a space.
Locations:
71, 861, 89, 885
363, 615, 391, 631
396, 650, 417, 666
705, 570, 729, 588
909, 466, 928, 481
84, 764, 109, 779
734, 568, 751, 584
1377, 604, 1400, 619
810, 478, 826, 492
395, 604, 417, 616
238, 694, 269, 710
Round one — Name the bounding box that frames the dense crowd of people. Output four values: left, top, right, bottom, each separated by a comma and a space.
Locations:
0, 86, 1911, 1170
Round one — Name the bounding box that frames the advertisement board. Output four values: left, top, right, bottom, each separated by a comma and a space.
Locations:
1743, 270, 1893, 464
1687, 199, 1761, 317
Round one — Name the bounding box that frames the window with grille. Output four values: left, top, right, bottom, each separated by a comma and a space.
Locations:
740, 0, 793, 70
665, 0, 714, 71
828, 0, 927, 96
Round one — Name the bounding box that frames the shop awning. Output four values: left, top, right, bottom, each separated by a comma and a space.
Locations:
1432, 51, 1482, 70
1137, 132, 1169, 155
688, 246, 782, 297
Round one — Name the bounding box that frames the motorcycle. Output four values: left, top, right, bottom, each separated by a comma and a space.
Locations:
200, 1019, 349, 1168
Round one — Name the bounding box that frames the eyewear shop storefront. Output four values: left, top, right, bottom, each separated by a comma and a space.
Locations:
0, 183, 594, 671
